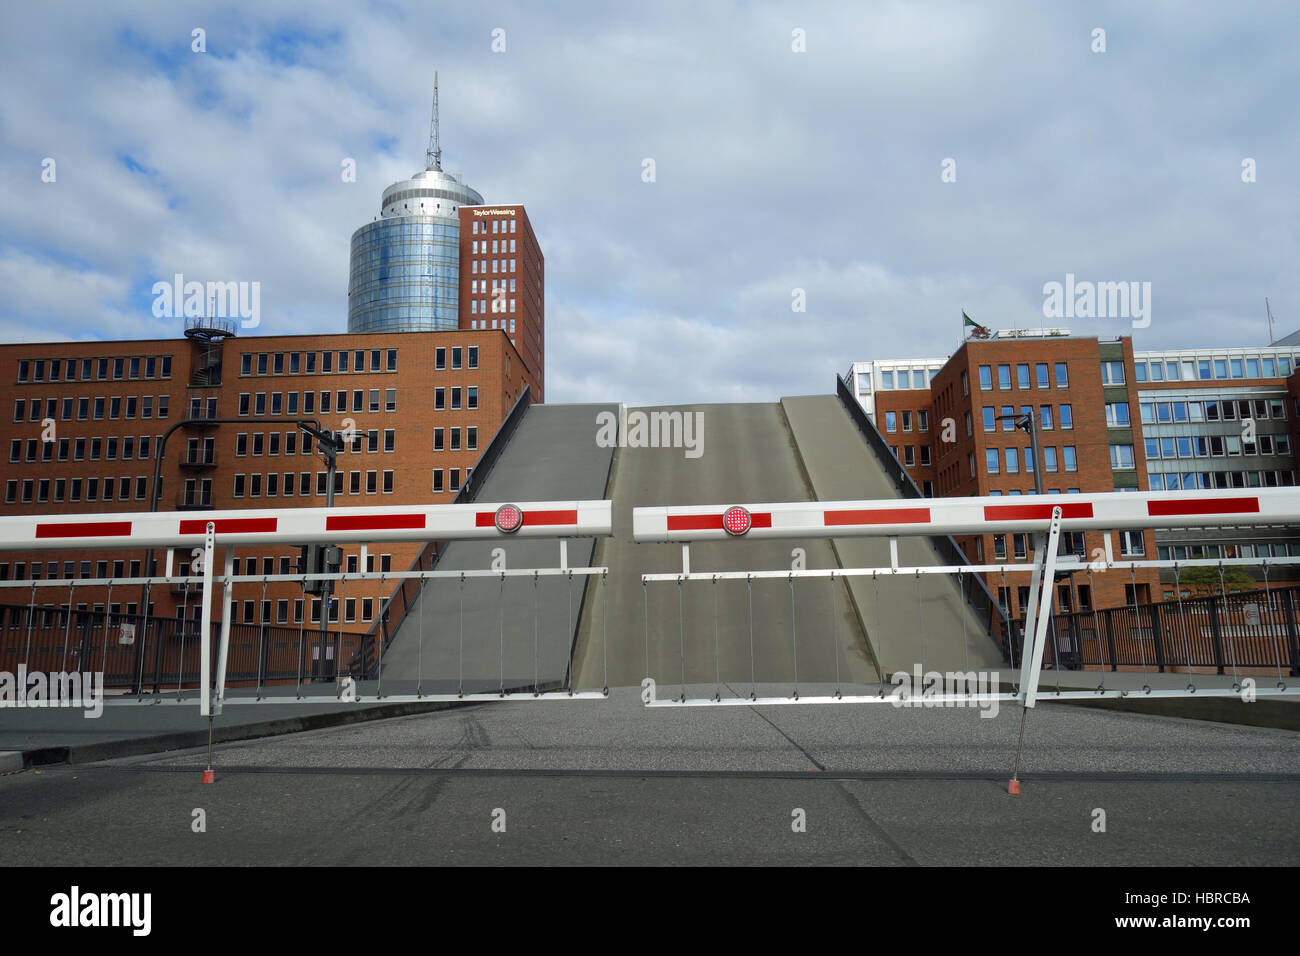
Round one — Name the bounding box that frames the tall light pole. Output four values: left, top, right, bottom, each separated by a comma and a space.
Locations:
136, 415, 334, 694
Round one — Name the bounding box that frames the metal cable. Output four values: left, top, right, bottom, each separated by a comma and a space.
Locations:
1174, 564, 1193, 690
747, 575, 756, 699
1087, 569, 1106, 692
789, 575, 798, 699
1261, 561, 1284, 686
829, 573, 841, 697
1219, 562, 1240, 688
1129, 566, 1149, 690
255, 577, 268, 699
22, 581, 36, 672
60, 581, 76, 674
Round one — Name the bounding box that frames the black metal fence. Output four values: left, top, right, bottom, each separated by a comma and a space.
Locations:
835, 374, 1011, 651
0, 603, 365, 691
1004, 585, 1300, 675
349, 385, 534, 679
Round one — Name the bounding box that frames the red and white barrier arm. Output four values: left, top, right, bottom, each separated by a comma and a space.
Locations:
633, 488, 1300, 543
0, 500, 613, 551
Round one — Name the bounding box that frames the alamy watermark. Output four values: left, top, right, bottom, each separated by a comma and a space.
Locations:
596, 406, 704, 459
0, 666, 104, 718
888, 665, 1001, 718
1042, 273, 1150, 328
152, 273, 260, 328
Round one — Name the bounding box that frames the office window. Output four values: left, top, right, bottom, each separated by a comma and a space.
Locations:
1016, 364, 1030, 389
435, 388, 446, 411
449, 468, 461, 492
1063, 446, 1078, 472
1044, 447, 1059, 472
885, 411, 897, 433
382, 470, 394, 493
349, 471, 361, 495
1105, 402, 1130, 427
1054, 363, 1069, 387
467, 387, 478, 409
1005, 448, 1019, 473
978, 366, 992, 390
467, 346, 478, 369
1110, 444, 1135, 469
1100, 360, 1125, 385
901, 411, 913, 432
432, 469, 444, 493
1059, 404, 1073, 429
985, 448, 1000, 474
997, 365, 1011, 389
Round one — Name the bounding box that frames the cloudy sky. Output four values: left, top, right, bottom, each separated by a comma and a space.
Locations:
1, 1, 1297, 405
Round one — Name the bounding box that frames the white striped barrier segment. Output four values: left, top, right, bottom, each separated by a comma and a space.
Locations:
631, 492, 1299, 711
632, 487, 1300, 543
0, 501, 612, 717
3, 500, 613, 551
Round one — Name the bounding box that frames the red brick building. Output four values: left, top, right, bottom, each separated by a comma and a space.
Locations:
0, 326, 534, 633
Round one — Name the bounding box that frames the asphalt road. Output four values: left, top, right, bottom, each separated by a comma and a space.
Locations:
570, 403, 877, 691
2, 690, 1296, 866
379, 403, 617, 695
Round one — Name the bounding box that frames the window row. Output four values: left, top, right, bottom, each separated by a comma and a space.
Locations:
16, 355, 172, 384
471, 218, 518, 235
468, 258, 516, 275
434, 346, 478, 370
1144, 433, 1292, 460
235, 429, 398, 457
1147, 470, 1296, 490
977, 362, 1069, 391
13, 395, 170, 423
232, 469, 396, 498
983, 445, 1079, 474
469, 239, 518, 254
237, 388, 397, 416
10, 435, 157, 464
882, 409, 931, 433
5, 475, 149, 505
432, 427, 478, 452
1139, 398, 1286, 425
869, 367, 941, 391
1136, 355, 1298, 383
434, 386, 479, 411
982, 404, 1074, 432
239, 348, 398, 377
1157, 541, 1300, 561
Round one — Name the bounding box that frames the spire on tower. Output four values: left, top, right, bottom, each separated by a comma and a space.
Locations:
425, 72, 442, 171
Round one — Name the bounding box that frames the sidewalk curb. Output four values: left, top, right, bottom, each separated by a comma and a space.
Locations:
18, 699, 464, 769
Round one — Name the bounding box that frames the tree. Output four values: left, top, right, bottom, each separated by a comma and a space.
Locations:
1177, 565, 1256, 597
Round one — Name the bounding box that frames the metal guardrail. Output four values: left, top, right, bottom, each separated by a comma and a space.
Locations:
0, 603, 365, 689
835, 374, 1012, 655
1038, 585, 1300, 676
349, 385, 534, 678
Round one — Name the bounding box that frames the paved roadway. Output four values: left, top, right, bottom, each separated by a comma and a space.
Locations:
569, 403, 878, 691
2, 691, 1296, 865
378, 403, 617, 695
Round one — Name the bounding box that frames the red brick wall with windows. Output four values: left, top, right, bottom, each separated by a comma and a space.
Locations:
874, 336, 1160, 622
0, 329, 531, 633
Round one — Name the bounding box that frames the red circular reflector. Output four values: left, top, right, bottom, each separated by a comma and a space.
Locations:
722, 506, 752, 536
494, 504, 523, 533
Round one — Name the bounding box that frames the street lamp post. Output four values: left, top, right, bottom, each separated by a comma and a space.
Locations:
135, 415, 336, 695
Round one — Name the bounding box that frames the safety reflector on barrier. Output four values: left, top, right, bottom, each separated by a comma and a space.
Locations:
633, 487, 1300, 542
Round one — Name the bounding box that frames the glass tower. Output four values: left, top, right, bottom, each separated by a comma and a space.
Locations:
347, 167, 484, 333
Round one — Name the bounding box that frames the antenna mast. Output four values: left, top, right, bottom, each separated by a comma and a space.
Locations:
1266, 296, 1276, 345
426, 72, 442, 171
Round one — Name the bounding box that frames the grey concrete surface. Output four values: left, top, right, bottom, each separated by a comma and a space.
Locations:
569, 403, 877, 690
378, 403, 617, 695
2, 691, 1295, 866
782, 394, 1004, 676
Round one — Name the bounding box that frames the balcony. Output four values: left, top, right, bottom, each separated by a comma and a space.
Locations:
179, 451, 218, 470
181, 409, 220, 429
176, 489, 214, 510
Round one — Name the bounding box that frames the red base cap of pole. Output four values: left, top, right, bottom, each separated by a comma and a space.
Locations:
1007, 779, 1020, 795
202, 769, 215, 785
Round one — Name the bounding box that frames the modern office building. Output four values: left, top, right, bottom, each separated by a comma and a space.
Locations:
0, 321, 536, 635
849, 329, 1300, 621
347, 84, 545, 398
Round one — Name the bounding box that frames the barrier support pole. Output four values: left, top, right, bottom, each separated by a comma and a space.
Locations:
1010, 507, 1063, 795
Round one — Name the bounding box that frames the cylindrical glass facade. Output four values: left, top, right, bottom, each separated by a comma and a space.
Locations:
348, 216, 461, 333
